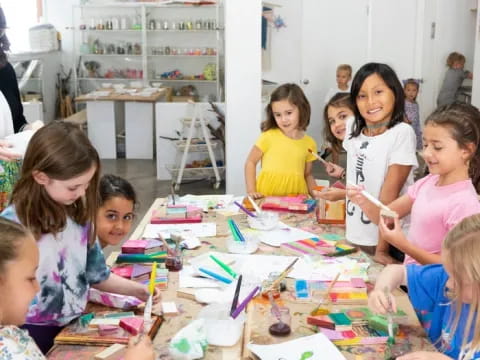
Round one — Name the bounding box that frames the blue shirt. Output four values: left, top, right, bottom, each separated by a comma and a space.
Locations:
407, 264, 480, 359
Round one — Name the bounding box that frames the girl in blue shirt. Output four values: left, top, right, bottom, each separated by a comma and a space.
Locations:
370, 213, 480, 359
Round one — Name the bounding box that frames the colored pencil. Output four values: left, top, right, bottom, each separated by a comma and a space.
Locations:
149, 262, 157, 295
231, 285, 260, 319
230, 275, 243, 316
210, 254, 237, 279
234, 201, 256, 217
227, 218, 241, 242
199, 267, 233, 284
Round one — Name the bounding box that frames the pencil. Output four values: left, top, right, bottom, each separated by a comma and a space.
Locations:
230, 275, 243, 316
210, 254, 237, 279
308, 148, 328, 165
234, 201, 257, 217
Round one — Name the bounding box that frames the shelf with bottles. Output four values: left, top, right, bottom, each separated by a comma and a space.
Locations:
149, 45, 216, 57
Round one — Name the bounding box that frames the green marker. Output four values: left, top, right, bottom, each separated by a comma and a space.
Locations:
209, 254, 237, 279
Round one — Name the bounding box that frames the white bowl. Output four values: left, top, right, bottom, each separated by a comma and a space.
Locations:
247, 212, 279, 231
151, 81, 163, 88
113, 83, 126, 90
226, 234, 259, 254
101, 82, 112, 88
130, 81, 143, 88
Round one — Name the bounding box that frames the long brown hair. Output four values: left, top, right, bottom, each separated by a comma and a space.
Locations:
425, 103, 480, 193
442, 213, 480, 358
11, 122, 100, 244
262, 83, 311, 132
0, 217, 32, 274
323, 92, 354, 160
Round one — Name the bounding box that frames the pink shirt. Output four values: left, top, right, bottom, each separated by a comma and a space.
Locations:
405, 174, 480, 265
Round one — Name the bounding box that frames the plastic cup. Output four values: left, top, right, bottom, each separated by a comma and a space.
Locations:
247, 211, 279, 231
226, 234, 259, 254
197, 303, 245, 346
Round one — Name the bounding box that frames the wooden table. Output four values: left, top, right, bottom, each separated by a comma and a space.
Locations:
122, 198, 436, 360
75, 88, 169, 159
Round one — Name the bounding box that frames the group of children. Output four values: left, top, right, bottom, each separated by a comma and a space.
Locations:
244, 58, 480, 358
0, 122, 156, 359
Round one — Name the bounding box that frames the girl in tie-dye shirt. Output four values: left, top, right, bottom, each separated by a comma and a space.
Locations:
1, 122, 159, 356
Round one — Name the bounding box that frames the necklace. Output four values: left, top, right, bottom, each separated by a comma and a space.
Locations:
364, 120, 389, 136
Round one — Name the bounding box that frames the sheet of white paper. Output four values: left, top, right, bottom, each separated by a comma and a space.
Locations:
178, 265, 222, 288
248, 333, 346, 360
4, 130, 35, 157
288, 257, 369, 281
143, 223, 216, 238
245, 221, 318, 247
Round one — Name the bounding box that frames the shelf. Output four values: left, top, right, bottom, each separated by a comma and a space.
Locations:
148, 55, 216, 58
166, 164, 225, 180
147, 29, 222, 33
153, 79, 216, 83
78, 3, 219, 9
78, 77, 144, 81
17, 78, 42, 81
174, 139, 220, 152
78, 29, 142, 33
81, 54, 143, 57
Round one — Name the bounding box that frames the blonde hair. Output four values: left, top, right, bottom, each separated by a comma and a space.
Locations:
442, 213, 480, 358
446, 52, 466, 68
337, 64, 352, 76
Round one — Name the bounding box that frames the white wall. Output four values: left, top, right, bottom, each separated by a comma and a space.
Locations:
472, 1, 480, 107
224, 0, 261, 195
261, 0, 301, 84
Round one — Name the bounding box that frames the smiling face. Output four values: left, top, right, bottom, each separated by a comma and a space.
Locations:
271, 99, 301, 137
0, 235, 39, 326
421, 123, 472, 179
356, 73, 395, 126
327, 105, 353, 141
96, 196, 135, 248
33, 165, 97, 206
404, 83, 418, 102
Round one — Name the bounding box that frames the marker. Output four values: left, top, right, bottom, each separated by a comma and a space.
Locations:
347, 181, 392, 212
234, 201, 256, 217
199, 267, 233, 284
231, 285, 260, 319
210, 254, 237, 279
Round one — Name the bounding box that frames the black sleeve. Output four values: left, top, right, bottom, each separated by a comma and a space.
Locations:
0, 62, 27, 133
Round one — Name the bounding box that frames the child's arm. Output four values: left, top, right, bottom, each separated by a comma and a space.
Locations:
397, 352, 453, 359
375, 164, 413, 261
315, 188, 346, 201
368, 264, 406, 315
245, 145, 263, 199
125, 336, 155, 360
304, 161, 316, 197
92, 273, 162, 303
379, 215, 441, 264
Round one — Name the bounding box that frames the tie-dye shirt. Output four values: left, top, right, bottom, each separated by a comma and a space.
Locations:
0, 326, 45, 359
1, 206, 110, 326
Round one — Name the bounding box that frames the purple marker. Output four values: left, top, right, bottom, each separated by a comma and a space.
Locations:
234, 201, 257, 217
231, 285, 260, 319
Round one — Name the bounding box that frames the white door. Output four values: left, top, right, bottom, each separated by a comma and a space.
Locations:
301, 0, 369, 149
301, 0, 421, 149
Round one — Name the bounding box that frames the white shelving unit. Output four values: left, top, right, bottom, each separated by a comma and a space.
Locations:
72, 2, 224, 102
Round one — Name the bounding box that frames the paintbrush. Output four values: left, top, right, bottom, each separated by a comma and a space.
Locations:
247, 195, 263, 215
347, 181, 392, 213
311, 272, 340, 315
384, 286, 396, 346
170, 184, 176, 205
263, 258, 299, 293
157, 233, 175, 256
308, 148, 328, 166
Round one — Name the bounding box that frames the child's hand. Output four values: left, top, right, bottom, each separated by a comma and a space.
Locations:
247, 191, 263, 200
373, 250, 397, 265
0, 140, 21, 161
315, 188, 346, 202
135, 284, 162, 303
378, 215, 406, 248
346, 185, 369, 207
324, 162, 345, 178
397, 351, 452, 360
125, 336, 155, 360
368, 288, 397, 315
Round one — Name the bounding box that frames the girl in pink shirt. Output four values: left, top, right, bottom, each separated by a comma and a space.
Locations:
348, 103, 480, 265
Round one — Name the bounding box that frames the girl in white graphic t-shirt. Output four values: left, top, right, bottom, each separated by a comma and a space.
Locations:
343, 62, 417, 263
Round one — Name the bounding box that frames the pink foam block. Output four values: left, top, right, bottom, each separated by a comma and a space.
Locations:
119, 317, 144, 336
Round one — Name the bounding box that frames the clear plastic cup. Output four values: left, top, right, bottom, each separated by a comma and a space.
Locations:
247, 212, 279, 231
197, 303, 245, 346
226, 234, 259, 254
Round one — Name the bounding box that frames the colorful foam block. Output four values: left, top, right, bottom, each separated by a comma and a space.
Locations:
119, 317, 144, 336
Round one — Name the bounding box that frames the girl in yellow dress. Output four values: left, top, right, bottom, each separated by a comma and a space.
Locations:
245, 83, 318, 198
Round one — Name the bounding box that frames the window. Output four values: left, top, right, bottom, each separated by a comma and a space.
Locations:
1, 0, 41, 53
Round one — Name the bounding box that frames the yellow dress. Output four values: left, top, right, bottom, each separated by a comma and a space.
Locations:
255, 128, 317, 196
